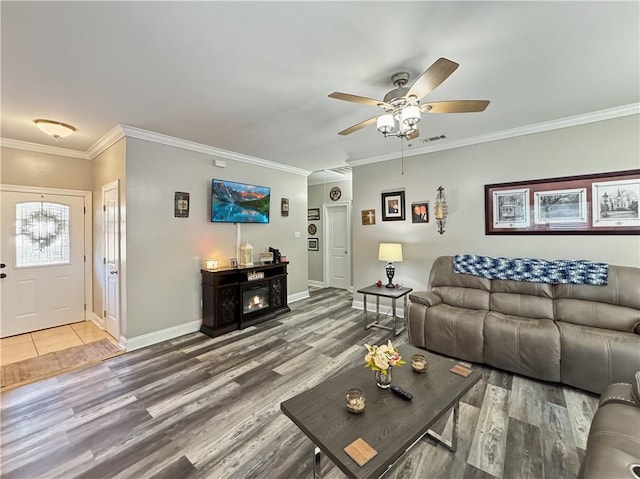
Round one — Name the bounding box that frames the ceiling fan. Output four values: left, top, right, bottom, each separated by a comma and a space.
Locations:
329, 57, 490, 140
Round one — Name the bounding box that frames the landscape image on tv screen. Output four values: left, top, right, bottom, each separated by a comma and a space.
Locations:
211, 179, 271, 224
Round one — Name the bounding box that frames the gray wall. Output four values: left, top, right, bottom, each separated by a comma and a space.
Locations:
352, 115, 640, 297
307, 179, 352, 284
124, 137, 309, 338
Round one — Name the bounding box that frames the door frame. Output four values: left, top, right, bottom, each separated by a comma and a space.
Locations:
0, 184, 93, 323
322, 201, 352, 291
102, 179, 121, 340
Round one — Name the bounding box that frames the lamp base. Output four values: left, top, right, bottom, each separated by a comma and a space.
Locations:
385, 263, 396, 288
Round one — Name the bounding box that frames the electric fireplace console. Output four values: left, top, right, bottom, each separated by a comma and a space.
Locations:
200, 262, 290, 338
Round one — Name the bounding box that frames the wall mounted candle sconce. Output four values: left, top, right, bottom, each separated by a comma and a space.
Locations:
434, 186, 448, 235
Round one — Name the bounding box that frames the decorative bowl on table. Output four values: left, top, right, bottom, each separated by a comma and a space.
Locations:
345, 388, 366, 414
411, 354, 429, 373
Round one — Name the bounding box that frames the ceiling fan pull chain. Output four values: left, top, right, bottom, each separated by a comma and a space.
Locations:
401, 137, 404, 175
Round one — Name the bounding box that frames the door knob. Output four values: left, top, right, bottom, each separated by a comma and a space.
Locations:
0, 273, 6, 279
110, 271, 118, 275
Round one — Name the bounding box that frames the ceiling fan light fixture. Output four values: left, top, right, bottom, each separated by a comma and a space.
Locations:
401, 105, 420, 127
34, 119, 76, 139
377, 114, 394, 134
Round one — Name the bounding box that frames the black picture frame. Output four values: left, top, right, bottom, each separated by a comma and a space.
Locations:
308, 208, 320, 221
381, 191, 406, 221
174, 192, 190, 218
485, 169, 640, 235
281, 198, 289, 217
308, 238, 319, 251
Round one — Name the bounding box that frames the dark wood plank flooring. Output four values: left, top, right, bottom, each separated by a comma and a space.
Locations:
0, 288, 599, 479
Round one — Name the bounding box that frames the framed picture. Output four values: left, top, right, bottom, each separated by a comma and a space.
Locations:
174, 192, 190, 218
362, 209, 376, 225
281, 198, 289, 217
308, 208, 320, 221
308, 238, 319, 251
411, 202, 429, 223
381, 191, 406, 221
308, 223, 317, 235
230, 258, 238, 268
485, 169, 640, 234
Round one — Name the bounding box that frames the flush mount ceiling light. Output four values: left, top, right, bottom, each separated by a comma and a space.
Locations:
329, 57, 490, 140
34, 119, 76, 139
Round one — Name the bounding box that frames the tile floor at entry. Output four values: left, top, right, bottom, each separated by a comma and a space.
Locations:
0, 322, 119, 366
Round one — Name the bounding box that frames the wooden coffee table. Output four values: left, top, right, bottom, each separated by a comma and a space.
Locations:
280, 346, 481, 479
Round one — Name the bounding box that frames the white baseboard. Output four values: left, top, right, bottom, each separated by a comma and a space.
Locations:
352, 299, 406, 320
90, 312, 104, 329
307, 280, 325, 288
288, 290, 310, 304
121, 320, 201, 352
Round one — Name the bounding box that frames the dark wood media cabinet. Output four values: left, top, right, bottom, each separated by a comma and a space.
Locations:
200, 262, 290, 338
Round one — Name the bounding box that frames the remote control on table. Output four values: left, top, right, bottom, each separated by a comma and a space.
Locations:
390, 385, 413, 400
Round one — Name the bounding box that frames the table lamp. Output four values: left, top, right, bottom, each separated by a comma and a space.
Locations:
378, 243, 403, 288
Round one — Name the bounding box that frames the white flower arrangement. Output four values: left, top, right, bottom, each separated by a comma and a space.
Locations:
364, 340, 406, 374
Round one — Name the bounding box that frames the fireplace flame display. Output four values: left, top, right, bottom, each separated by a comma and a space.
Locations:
244, 287, 269, 314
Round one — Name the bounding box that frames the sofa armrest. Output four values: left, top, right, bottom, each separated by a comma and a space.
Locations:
409, 291, 442, 307
599, 383, 639, 408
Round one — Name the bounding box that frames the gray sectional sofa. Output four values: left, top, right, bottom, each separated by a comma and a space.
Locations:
407, 255, 640, 394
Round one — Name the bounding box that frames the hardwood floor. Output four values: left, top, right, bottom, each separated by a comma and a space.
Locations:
0, 288, 599, 479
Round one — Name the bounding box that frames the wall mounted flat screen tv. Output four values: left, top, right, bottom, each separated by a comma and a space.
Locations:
211, 179, 271, 224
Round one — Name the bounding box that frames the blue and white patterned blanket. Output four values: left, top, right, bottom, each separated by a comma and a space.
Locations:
453, 254, 608, 285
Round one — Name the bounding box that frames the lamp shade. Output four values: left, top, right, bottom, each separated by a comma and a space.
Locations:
376, 114, 394, 134
401, 105, 420, 127
378, 243, 403, 262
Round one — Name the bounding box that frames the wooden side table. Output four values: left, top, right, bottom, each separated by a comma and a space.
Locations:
357, 284, 413, 336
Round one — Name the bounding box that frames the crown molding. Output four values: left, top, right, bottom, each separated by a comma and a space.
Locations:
0, 137, 90, 159
347, 103, 640, 168
86, 124, 126, 159
120, 125, 312, 177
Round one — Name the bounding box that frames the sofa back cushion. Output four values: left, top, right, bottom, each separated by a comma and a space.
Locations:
429, 256, 491, 310
554, 265, 640, 333
491, 280, 554, 320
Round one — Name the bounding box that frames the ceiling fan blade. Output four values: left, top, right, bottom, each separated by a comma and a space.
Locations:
407, 128, 420, 140
420, 100, 490, 113
329, 92, 391, 109
407, 58, 459, 101
338, 116, 379, 136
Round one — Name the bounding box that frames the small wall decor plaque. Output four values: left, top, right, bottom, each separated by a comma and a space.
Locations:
174, 192, 190, 218
308, 208, 320, 221
361, 209, 376, 225
281, 198, 289, 217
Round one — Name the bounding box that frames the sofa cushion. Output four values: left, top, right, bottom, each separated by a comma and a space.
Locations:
407, 302, 486, 363
429, 256, 491, 311
558, 322, 640, 394
484, 312, 560, 382
634, 371, 640, 404
554, 264, 640, 333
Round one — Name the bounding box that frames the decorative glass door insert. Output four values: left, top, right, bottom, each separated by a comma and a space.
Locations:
15, 201, 70, 267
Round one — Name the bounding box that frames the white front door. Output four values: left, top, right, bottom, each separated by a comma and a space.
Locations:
325, 203, 350, 290
103, 181, 120, 340
1, 191, 85, 337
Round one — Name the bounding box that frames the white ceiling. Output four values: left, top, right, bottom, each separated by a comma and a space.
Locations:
2, 1, 639, 175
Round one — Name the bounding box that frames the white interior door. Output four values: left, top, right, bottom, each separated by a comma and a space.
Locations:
1, 191, 85, 337
103, 181, 120, 340
325, 203, 350, 289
